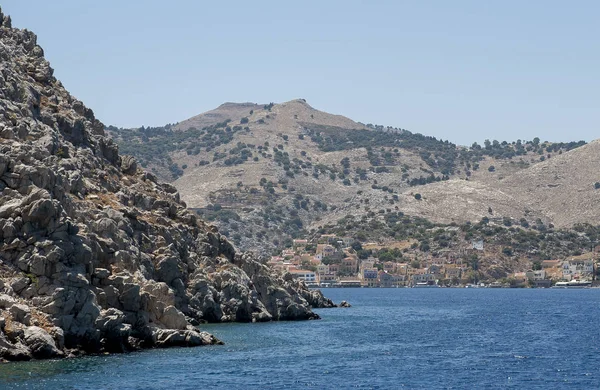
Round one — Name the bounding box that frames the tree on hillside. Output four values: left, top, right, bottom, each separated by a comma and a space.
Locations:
322, 256, 341, 265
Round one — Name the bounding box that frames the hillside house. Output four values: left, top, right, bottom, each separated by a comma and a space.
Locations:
360, 260, 376, 271
562, 258, 594, 279
341, 257, 358, 274
383, 261, 396, 273
315, 244, 337, 261
317, 263, 337, 283
443, 265, 462, 279
362, 269, 379, 287
427, 264, 442, 278
379, 271, 395, 287
412, 273, 436, 284
292, 239, 309, 250
289, 269, 317, 283
328, 264, 340, 275
511, 272, 528, 287
525, 270, 546, 281
318, 234, 338, 244
340, 237, 354, 247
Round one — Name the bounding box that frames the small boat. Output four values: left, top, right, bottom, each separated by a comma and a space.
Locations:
413, 282, 440, 288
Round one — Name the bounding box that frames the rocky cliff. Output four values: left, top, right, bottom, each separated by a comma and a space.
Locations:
0, 9, 333, 362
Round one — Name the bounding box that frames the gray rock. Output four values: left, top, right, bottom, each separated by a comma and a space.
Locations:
9, 303, 31, 325
102, 286, 121, 309
0, 293, 17, 309
155, 256, 182, 285
49, 326, 65, 350
22, 198, 57, 226
153, 328, 222, 348
40, 288, 76, 315
0, 198, 20, 218
23, 326, 62, 358
29, 255, 47, 276
94, 308, 132, 352
0, 333, 31, 361
93, 268, 111, 280
120, 155, 137, 175
159, 305, 188, 330
119, 284, 140, 312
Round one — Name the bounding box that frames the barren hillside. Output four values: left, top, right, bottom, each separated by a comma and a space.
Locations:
108, 99, 590, 256
501, 139, 600, 227
409, 139, 600, 228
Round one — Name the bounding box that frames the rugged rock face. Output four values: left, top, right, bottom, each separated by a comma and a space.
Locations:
0, 9, 332, 361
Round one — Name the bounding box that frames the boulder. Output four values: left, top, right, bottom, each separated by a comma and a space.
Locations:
153, 328, 222, 348
120, 155, 137, 175
10, 276, 30, 294
9, 304, 31, 325
0, 294, 17, 309
155, 256, 182, 285
94, 308, 132, 352
0, 333, 31, 361
159, 305, 188, 330
300, 288, 337, 308
119, 284, 141, 312
23, 326, 62, 359
22, 198, 57, 226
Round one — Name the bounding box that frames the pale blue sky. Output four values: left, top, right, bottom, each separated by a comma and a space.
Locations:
2, 1, 598, 145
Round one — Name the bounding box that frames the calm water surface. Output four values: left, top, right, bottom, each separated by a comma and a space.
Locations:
1, 288, 599, 389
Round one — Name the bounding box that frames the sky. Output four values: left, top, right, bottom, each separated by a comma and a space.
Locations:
2, 0, 598, 146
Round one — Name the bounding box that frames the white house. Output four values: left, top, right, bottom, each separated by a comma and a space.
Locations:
289, 269, 317, 283
562, 259, 594, 279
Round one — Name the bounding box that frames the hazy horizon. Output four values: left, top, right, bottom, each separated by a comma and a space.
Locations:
2, 1, 598, 146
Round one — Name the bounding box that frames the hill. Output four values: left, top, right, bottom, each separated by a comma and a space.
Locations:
411, 139, 600, 228
107, 99, 595, 271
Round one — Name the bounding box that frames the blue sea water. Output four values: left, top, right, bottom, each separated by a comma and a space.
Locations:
1, 288, 599, 389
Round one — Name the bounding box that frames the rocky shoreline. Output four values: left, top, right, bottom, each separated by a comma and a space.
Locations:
0, 8, 335, 362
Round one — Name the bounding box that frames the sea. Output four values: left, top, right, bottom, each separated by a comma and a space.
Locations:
1, 288, 599, 389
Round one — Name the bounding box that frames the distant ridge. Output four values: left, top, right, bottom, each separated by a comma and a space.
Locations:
108, 98, 594, 260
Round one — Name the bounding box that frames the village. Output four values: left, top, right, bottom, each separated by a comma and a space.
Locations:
267, 234, 598, 288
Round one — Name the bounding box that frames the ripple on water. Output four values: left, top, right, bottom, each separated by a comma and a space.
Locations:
2, 288, 599, 389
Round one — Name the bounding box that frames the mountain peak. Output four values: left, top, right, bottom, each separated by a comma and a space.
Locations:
217, 102, 261, 109
280, 98, 312, 107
